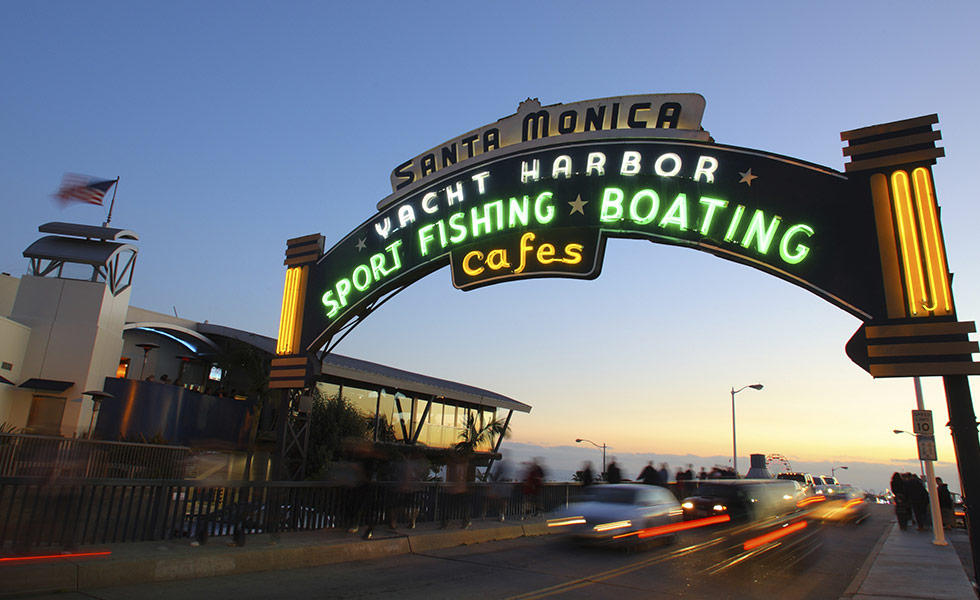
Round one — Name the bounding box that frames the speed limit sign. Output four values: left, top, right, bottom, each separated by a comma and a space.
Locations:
912, 410, 934, 435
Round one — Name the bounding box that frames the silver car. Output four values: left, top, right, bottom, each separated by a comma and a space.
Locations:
548, 484, 684, 544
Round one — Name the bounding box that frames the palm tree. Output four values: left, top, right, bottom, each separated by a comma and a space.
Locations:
454, 412, 509, 456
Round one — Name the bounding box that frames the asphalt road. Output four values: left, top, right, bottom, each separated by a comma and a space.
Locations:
27, 505, 895, 600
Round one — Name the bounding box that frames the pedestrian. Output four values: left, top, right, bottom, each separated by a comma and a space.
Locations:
904, 473, 930, 531
639, 461, 662, 486
578, 461, 595, 487
658, 463, 670, 484
936, 477, 954, 530
521, 459, 545, 518
442, 451, 472, 529
605, 458, 622, 484
891, 472, 910, 530
487, 457, 512, 521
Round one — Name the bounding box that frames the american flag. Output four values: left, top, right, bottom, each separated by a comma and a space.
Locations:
54, 173, 117, 206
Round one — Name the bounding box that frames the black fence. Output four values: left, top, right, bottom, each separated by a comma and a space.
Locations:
0, 433, 189, 479
0, 477, 585, 553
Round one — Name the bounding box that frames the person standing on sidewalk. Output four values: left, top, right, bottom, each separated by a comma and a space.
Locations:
890, 472, 910, 530
905, 473, 930, 531
937, 477, 955, 530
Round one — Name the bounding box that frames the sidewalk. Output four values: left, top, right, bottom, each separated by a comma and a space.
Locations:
0, 517, 553, 598
841, 523, 977, 600
1, 515, 976, 598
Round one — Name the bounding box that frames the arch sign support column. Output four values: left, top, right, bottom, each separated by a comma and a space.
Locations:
268, 94, 979, 578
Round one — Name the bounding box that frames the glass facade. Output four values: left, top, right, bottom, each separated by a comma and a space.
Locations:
314, 379, 505, 452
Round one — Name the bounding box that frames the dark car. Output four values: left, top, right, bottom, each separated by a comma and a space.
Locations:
681, 479, 801, 523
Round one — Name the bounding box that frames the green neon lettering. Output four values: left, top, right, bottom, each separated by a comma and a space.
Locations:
369, 253, 386, 281
699, 197, 728, 236
470, 206, 491, 237
448, 212, 467, 244
436, 220, 448, 250
779, 224, 814, 264
485, 200, 504, 231
534, 191, 555, 224
600, 187, 624, 222
384, 239, 403, 271
724, 205, 746, 242
352, 265, 371, 291
658, 193, 688, 230
418, 224, 437, 257
741, 210, 782, 254
508, 196, 530, 228
322, 290, 341, 318
336, 278, 352, 308
629, 189, 659, 225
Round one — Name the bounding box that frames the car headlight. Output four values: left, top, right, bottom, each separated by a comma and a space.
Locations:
681, 501, 694, 509
712, 504, 727, 512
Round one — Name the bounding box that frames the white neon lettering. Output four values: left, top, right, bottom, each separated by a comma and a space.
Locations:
521, 159, 541, 183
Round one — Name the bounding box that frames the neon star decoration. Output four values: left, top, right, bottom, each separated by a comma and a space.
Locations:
739, 169, 758, 186
355, 238, 367, 251
568, 194, 588, 215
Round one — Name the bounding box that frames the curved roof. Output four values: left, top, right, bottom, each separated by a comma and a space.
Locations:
23, 236, 136, 266
320, 352, 531, 413
196, 322, 530, 413
39, 221, 138, 241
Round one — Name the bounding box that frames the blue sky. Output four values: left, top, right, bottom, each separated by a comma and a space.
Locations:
2, 1, 978, 491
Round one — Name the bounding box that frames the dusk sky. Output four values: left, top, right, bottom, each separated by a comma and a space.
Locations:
2, 1, 978, 491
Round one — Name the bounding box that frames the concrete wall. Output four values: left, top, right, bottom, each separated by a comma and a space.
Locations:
0, 315, 30, 425
0, 272, 19, 317
9, 275, 131, 436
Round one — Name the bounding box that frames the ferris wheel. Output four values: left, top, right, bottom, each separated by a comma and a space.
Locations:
765, 453, 793, 473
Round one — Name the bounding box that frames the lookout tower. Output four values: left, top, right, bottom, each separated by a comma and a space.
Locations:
1, 222, 138, 436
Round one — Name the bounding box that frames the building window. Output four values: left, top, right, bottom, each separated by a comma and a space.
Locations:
343, 385, 378, 419
26, 395, 66, 436
116, 358, 130, 378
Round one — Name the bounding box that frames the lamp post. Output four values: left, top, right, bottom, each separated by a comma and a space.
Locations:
136, 343, 159, 380
575, 438, 606, 480
831, 465, 848, 479
893, 430, 926, 477
83, 390, 114, 439
731, 383, 764, 476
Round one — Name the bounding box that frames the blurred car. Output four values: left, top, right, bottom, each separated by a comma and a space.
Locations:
776, 472, 816, 494
548, 484, 683, 545
953, 493, 966, 529
813, 475, 841, 496
681, 479, 801, 523
809, 484, 869, 524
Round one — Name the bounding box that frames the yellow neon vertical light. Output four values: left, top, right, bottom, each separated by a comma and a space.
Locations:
890, 171, 929, 316
277, 267, 305, 355
911, 168, 952, 315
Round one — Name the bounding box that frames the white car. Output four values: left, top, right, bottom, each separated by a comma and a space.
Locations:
548, 484, 683, 545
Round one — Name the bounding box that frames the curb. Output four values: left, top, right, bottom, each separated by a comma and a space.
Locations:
839, 521, 893, 599
0, 523, 557, 597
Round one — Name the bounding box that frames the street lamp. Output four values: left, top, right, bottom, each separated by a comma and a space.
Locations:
831, 465, 848, 479
893, 429, 926, 477
83, 390, 114, 439
575, 438, 606, 479
136, 343, 159, 380
731, 383, 764, 476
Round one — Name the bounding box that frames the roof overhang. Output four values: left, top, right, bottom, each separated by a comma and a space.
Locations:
18, 378, 74, 392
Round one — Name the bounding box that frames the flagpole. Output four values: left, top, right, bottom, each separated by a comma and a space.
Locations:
104, 177, 120, 227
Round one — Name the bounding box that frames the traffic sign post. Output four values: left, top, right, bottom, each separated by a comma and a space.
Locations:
917, 434, 938, 461
912, 410, 934, 435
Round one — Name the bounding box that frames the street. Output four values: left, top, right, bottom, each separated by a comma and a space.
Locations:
24, 505, 907, 600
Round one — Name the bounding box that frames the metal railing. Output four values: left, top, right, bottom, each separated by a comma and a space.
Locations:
0, 478, 583, 552
0, 433, 189, 480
